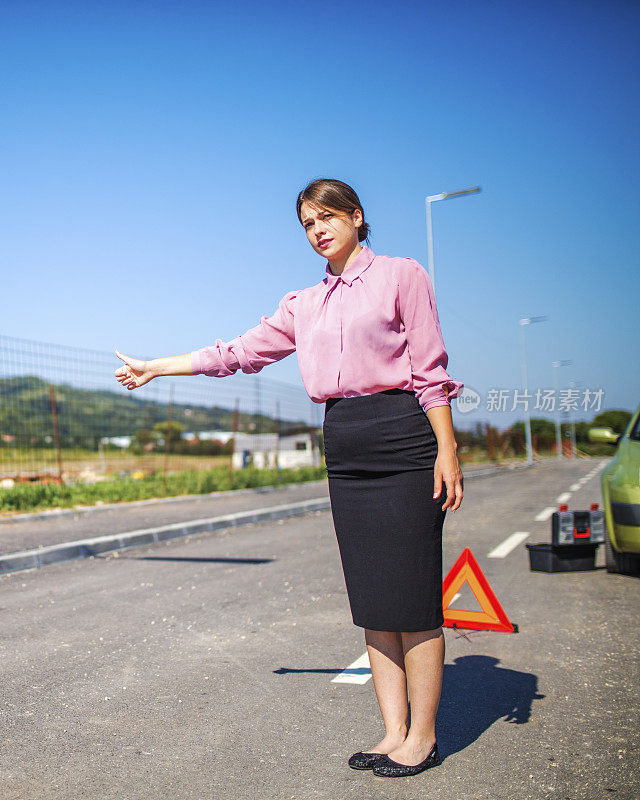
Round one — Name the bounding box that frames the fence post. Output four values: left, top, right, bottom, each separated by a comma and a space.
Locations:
48, 385, 64, 484
163, 383, 174, 492
486, 422, 495, 462
518, 428, 526, 457
275, 399, 281, 470
310, 398, 320, 467
229, 397, 239, 485
255, 377, 262, 434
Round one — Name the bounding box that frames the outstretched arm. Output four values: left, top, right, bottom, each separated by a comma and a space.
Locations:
114, 289, 298, 390
191, 289, 297, 377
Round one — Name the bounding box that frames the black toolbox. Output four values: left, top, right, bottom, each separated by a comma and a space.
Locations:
526, 542, 598, 573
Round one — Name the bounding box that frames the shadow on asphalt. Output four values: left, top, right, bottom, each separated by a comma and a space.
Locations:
438, 655, 544, 758
273, 667, 344, 675
125, 556, 275, 564
272, 655, 544, 754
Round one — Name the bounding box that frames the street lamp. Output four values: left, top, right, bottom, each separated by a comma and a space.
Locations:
520, 315, 549, 465
552, 359, 573, 460
568, 379, 584, 458
425, 186, 481, 295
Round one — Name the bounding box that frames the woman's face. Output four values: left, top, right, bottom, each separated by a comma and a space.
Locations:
300, 201, 363, 260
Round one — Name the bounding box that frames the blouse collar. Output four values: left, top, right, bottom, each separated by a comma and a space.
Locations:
324, 245, 376, 287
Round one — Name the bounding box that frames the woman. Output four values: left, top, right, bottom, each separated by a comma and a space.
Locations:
114, 178, 464, 779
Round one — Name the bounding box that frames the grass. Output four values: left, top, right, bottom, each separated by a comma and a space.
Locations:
0, 463, 328, 514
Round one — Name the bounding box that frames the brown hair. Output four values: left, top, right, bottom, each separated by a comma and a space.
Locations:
296, 178, 371, 244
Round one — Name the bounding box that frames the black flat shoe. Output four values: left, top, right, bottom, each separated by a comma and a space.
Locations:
348, 751, 387, 770
372, 742, 440, 777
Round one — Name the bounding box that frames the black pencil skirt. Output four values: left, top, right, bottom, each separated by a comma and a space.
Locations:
323, 388, 448, 632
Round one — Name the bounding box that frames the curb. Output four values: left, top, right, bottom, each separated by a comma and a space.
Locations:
0, 497, 331, 577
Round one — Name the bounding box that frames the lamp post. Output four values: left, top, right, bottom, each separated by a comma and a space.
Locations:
568, 379, 584, 458
552, 359, 572, 460
520, 316, 548, 465
426, 186, 481, 295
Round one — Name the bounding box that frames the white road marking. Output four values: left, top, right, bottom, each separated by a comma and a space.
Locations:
535, 506, 556, 522
536, 464, 605, 523
335, 592, 464, 685
488, 532, 530, 558
332, 652, 371, 684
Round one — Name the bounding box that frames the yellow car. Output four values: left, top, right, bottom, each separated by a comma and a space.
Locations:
589, 404, 640, 574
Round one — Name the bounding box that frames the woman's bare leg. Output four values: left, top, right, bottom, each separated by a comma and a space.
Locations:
385, 627, 444, 765
360, 629, 409, 753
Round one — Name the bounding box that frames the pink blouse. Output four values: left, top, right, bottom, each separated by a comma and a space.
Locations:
190, 246, 464, 413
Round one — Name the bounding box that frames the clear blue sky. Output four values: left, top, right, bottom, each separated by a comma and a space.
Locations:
2, 0, 638, 429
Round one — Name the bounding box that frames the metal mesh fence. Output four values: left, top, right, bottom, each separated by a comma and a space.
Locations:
0, 334, 323, 485
1, 334, 595, 489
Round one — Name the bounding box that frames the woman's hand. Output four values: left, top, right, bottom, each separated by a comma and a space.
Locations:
433, 444, 464, 513
114, 349, 156, 390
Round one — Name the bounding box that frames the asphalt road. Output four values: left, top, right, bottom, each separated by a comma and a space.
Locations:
1, 457, 638, 800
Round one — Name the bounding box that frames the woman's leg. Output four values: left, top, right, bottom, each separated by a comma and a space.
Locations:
360, 628, 409, 753
385, 627, 445, 765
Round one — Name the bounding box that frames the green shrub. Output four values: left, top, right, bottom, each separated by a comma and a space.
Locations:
0, 464, 328, 513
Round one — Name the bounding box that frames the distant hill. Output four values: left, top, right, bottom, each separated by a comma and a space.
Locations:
0, 376, 309, 448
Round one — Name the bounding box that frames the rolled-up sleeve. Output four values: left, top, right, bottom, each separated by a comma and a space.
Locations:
397, 260, 464, 412
191, 290, 298, 377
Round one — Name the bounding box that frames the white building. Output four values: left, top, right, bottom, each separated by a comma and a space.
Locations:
231, 431, 319, 469
100, 436, 132, 448
183, 430, 235, 443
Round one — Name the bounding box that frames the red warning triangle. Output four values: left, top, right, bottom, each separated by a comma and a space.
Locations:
442, 548, 515, 633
